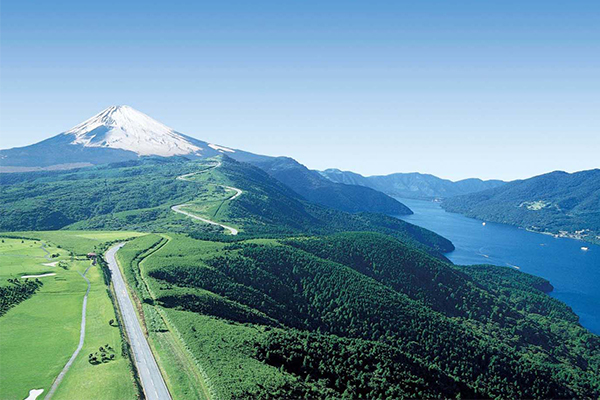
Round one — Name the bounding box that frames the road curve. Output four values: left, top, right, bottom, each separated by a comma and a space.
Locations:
40, 243, 51, 261
105, 244, 171, 400
45, 265, 92, 400
172, 161, 242, 235
171, 204, 239, 235
222, 185, 243, 200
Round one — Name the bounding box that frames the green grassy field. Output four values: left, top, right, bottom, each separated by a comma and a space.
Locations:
0, 232, 142, 400
116, 234, 213, 400
20, 230, 145, 253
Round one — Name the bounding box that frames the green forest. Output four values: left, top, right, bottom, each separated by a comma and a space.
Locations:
443, 169, 600, 244
117, 233, 599, 399
0, 157, 453, 255
2, 156, 599, 398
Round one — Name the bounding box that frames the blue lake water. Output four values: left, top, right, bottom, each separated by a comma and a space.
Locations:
395, 197, 600, 334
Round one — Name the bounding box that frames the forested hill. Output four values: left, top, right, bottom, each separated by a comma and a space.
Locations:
239, 156, 413, 215
0, 156, 452, 255
442, 169, 600, 244
119, 232, 600, 399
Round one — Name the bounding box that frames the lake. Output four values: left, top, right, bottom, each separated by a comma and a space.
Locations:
396, 197, 600, 334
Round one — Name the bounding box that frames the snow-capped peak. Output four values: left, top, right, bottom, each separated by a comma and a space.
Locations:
208, 143, 235, 153
65, 105, 202, 156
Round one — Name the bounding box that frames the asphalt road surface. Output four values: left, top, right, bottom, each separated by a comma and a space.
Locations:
105, 243, 171, 400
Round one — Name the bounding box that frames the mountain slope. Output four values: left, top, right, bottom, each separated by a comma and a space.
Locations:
320, 168, 505, 199
116, 232, 600, 399
0, 105, 250, 169
65, 105, 202, 156
442, 169, 600, 244
0, 156, 452, 255
245, 157, 412, 215
1, 106, 411, 216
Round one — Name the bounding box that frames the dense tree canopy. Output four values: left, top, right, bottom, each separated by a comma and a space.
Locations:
120, 233, 600, 399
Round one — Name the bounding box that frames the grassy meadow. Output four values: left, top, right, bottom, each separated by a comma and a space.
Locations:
0, 232, 142, 400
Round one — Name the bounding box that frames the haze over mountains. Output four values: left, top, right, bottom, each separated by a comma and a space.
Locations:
320, 168, 505, 199
443, 169, 600, 244
0, 105, 503, 203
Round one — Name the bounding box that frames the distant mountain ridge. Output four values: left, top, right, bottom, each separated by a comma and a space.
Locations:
320, 168, 505, 199
0, 105, 411, 216
247, 157, 412, 215
442, 169, 600, 244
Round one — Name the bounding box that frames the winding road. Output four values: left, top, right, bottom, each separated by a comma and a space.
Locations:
172, 161, 242, 235
105, 244, 172, 400
44, 264, 92, 400
40, 243, 51, 261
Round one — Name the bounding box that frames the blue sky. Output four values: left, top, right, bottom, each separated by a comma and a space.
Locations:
1, 1, 598, 180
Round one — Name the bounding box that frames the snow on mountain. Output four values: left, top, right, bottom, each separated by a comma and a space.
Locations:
208, 143, 235, 153
0, 105, 264, 171
65, 105, 202, 157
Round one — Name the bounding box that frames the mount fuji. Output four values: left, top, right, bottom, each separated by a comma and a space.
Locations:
0, 105, 411, 215
0, 105, 252, 171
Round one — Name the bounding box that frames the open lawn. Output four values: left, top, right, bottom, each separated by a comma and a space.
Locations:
0, 232, 142, 400
9, 230, 145, 254
52, 255, 138, 400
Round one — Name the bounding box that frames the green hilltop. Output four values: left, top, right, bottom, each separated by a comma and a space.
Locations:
1, 156, 599, 398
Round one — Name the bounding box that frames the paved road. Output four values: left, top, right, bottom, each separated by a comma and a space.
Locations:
105, 244, 172, 400
40, 243, 51, 260
45, 264, 92, 400
172, 161, 242, 235
222, 185, 243, 200
171, 204, 239, 235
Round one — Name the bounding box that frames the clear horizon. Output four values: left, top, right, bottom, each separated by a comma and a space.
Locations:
1, 1, 598, 181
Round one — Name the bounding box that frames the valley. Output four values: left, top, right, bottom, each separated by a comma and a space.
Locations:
1, 107, 598, 399
3, 1, 598, 398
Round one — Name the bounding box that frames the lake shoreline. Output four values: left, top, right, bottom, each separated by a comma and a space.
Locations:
435, 201, 600, 246
395, 197, 600, 335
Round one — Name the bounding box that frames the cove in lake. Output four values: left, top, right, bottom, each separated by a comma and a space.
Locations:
396, 197, 600, 335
